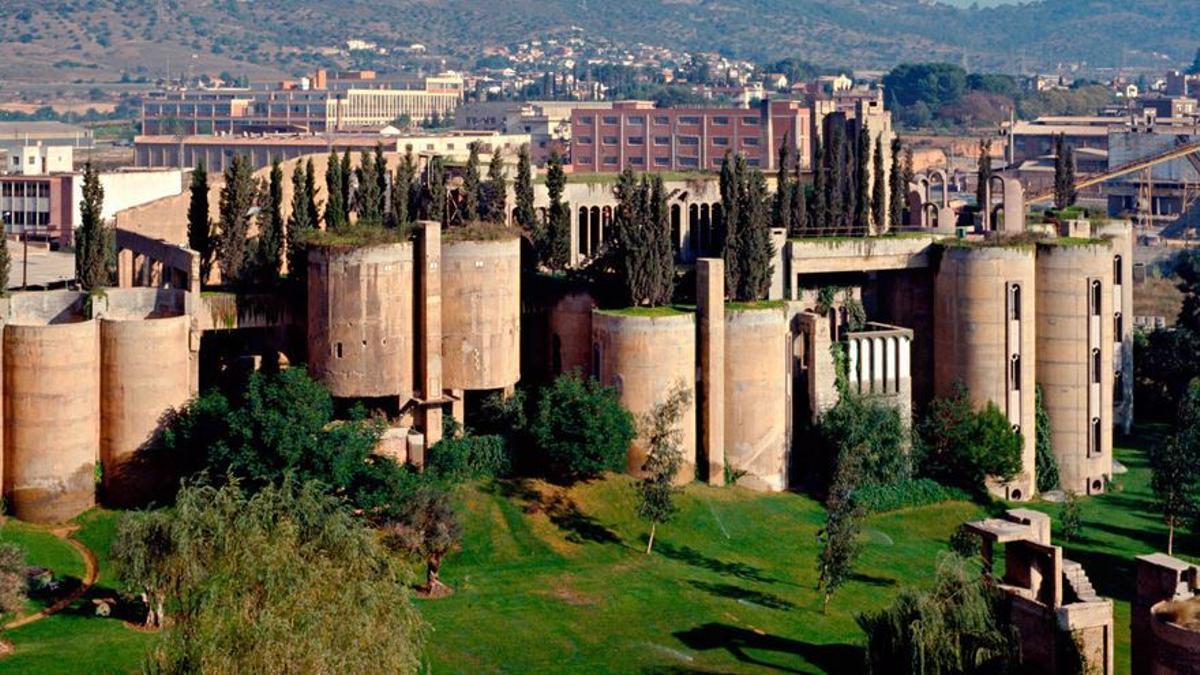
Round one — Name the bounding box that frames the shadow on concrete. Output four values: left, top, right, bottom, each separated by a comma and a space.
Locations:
672, 622, 861, 674
686, 579, 796, 610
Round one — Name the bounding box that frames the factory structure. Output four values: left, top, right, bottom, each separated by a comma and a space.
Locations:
0, 143, 1131, 526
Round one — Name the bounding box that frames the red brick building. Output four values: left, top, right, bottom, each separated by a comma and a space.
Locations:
569, 99, 811, 173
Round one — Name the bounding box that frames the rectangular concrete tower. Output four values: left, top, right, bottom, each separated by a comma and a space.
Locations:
698, 258, 725, 486
417, 221, 443, 452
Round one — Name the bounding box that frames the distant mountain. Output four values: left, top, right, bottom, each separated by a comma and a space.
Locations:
0, 0, 1196, 85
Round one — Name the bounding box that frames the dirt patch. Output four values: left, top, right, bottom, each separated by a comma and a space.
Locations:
539, 574, 601, 607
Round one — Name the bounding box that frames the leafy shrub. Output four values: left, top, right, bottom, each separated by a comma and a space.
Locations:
531, 372, 636, 481
914, 383, 1023, 497
852, 479, 970, 514
428, 428, 510, 483
816, 390, 910, 490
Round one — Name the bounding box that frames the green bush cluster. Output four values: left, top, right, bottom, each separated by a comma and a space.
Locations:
428, 428, 511, 483
852, 479, 970, 514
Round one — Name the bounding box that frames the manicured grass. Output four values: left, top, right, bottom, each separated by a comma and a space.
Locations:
0, 510, 153, 674
595, 305, 695, 318
725, 300, 787, 312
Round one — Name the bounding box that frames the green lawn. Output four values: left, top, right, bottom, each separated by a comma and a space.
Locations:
0, 430, 1179, 674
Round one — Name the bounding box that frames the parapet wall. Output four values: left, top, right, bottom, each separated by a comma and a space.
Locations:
307, 242, 415, 401
724, 306, 789, 492
592, 310, 697, 480
441, 237, 521, 392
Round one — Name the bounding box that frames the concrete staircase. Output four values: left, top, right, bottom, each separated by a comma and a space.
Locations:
1063, 558, 1100, 603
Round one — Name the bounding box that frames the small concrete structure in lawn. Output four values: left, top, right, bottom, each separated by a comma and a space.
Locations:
1132, 553, 1200, 674
965, 509, 1113, 674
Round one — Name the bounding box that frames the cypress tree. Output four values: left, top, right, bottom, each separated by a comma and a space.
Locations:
872, 135, 886, 234
462, 142, 481, 223
287, 161, 313, 286
76, 160, 109, 290
719, 151, 742, 293
902, 146, 915, 192
773, 133, 792, 234
374, 143, 388, 216
648, 174, 674, 306
515, 144, 535, 229
738, 167, 774, 301
187, 160, 214, 283
1065, 144, 1078, 207
976, 138, 993, 215
812, 135, 828, 235
826, 119, 845, 234
324, 150, 345, 230
258, 157, 285, 283
789, 163, 807, 237
217, 154, 257, 286
856, 124, 871, 234
0, 225, 9, 293
613, 169, 673, 306
427, 155, 446, 225
392, 149, 415, 231
486, 146, 507, 223
1054, 134, 1068, 210
544, 149, 570, 271
613, 167, 643, 303
889, 138, 906, 231
340, 149, 352, 222
304, 158, 318, 231
357, 149, 381, 225
842, 141, 857, 234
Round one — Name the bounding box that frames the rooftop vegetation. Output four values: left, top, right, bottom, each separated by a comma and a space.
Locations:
302, 223, 411, 248
442, 221, 522, 244
725, 300, 787, 312
595, 305, 694, 318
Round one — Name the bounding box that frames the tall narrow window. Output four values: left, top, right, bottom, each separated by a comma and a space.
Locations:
1115, 312, 1123, 339
1091, 348, 1102, 384
1008, 283, 1022, 321
1091, 417, 1102, 456
1010, 354, 1021, 391
1090, 280, 1102, 317
1113, 255, 1123, 284
1115, 371, 1125, 403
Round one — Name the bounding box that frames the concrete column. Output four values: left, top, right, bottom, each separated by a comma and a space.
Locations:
698, 258, 725, 486
769, 228, 787, 300
417, 221, 443, 449
449, 388, 465, 431
117, 249, 133, 288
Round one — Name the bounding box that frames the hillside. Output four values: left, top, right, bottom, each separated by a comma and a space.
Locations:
0, 0, 1196, 85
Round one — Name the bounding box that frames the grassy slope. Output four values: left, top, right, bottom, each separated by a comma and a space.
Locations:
0, 431, 1178, 673
0, 510, 152, 674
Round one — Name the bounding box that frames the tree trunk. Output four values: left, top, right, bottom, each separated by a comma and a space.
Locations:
426, 553, 446, 594
646, 523, 657, 555
1169, 519, 1176, 556
823, 592, 830, 615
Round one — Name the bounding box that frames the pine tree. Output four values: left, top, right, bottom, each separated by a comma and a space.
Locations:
773, 132, 792, 234
976, 138, 993, 215
217, 154, 257, 286
889, 138, 906, 231
515, 144, 535, 229
427, 155, 446, 225
76, 161, 110, 290
485, 146, 507, 223
719, 152, 742, 293
258, 157, 285, 283
356, 149, 381, 225
324, 150, 345, 230
856, 123, 871, 234
872, 135, 886, 234
392, 150, 415, 231
287, 161, 314, 286
462, 142, 481, 223
812, 135, 828, 235
738, 167, 774, 301
187, 160, 214, 283
544, 149, 570, 270
340, 149, 352, 222
789, 161, 807, 237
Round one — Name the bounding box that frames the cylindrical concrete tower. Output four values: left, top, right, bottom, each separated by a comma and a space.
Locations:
441, 237, 521, 392
1094, 221, 1134, 434
548, 291, 596, 378
724, 305, 789, 492
4, 303, 99, 523
99, 292, 191, 506
591, 310, 696, 480
934, 245, 1037, 501
1036, 241, 1114, 495
307, 242, 415, 401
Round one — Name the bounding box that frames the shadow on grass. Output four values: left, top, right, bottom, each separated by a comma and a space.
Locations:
672, 622, 861, 674
60, 583, 146, 625
686, 580, 795, 610
649, 539, 777, 584
487, 479, 622, 546
848, 572, 896, 588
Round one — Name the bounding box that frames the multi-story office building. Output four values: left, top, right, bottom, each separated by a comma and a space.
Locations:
569, 99, 811, 173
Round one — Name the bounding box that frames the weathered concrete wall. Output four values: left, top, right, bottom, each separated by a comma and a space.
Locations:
1036, 242, 1114, 495
724, 306, 789, 492
592, 310, 696, 480
441, 237, 520, 391
1133, 553, 1200, 675
934, 245, 1037, 501
307, 242, 414, 400
4, 294, 98, 522
99, 312, 190, 506
548, 291, 596, 378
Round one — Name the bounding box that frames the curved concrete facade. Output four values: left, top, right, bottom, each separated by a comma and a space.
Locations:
934, 246, 1037, 500
441, 237, 521, 391
724, 307, 789, 492
99, 297, 190, 506
1036, 242, 1113, 495
548, 292, 596, 378
1147, 602, 1200, 674
307, 243, 414, 400
592, 311, 696, 480
4, 292, 98, 523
